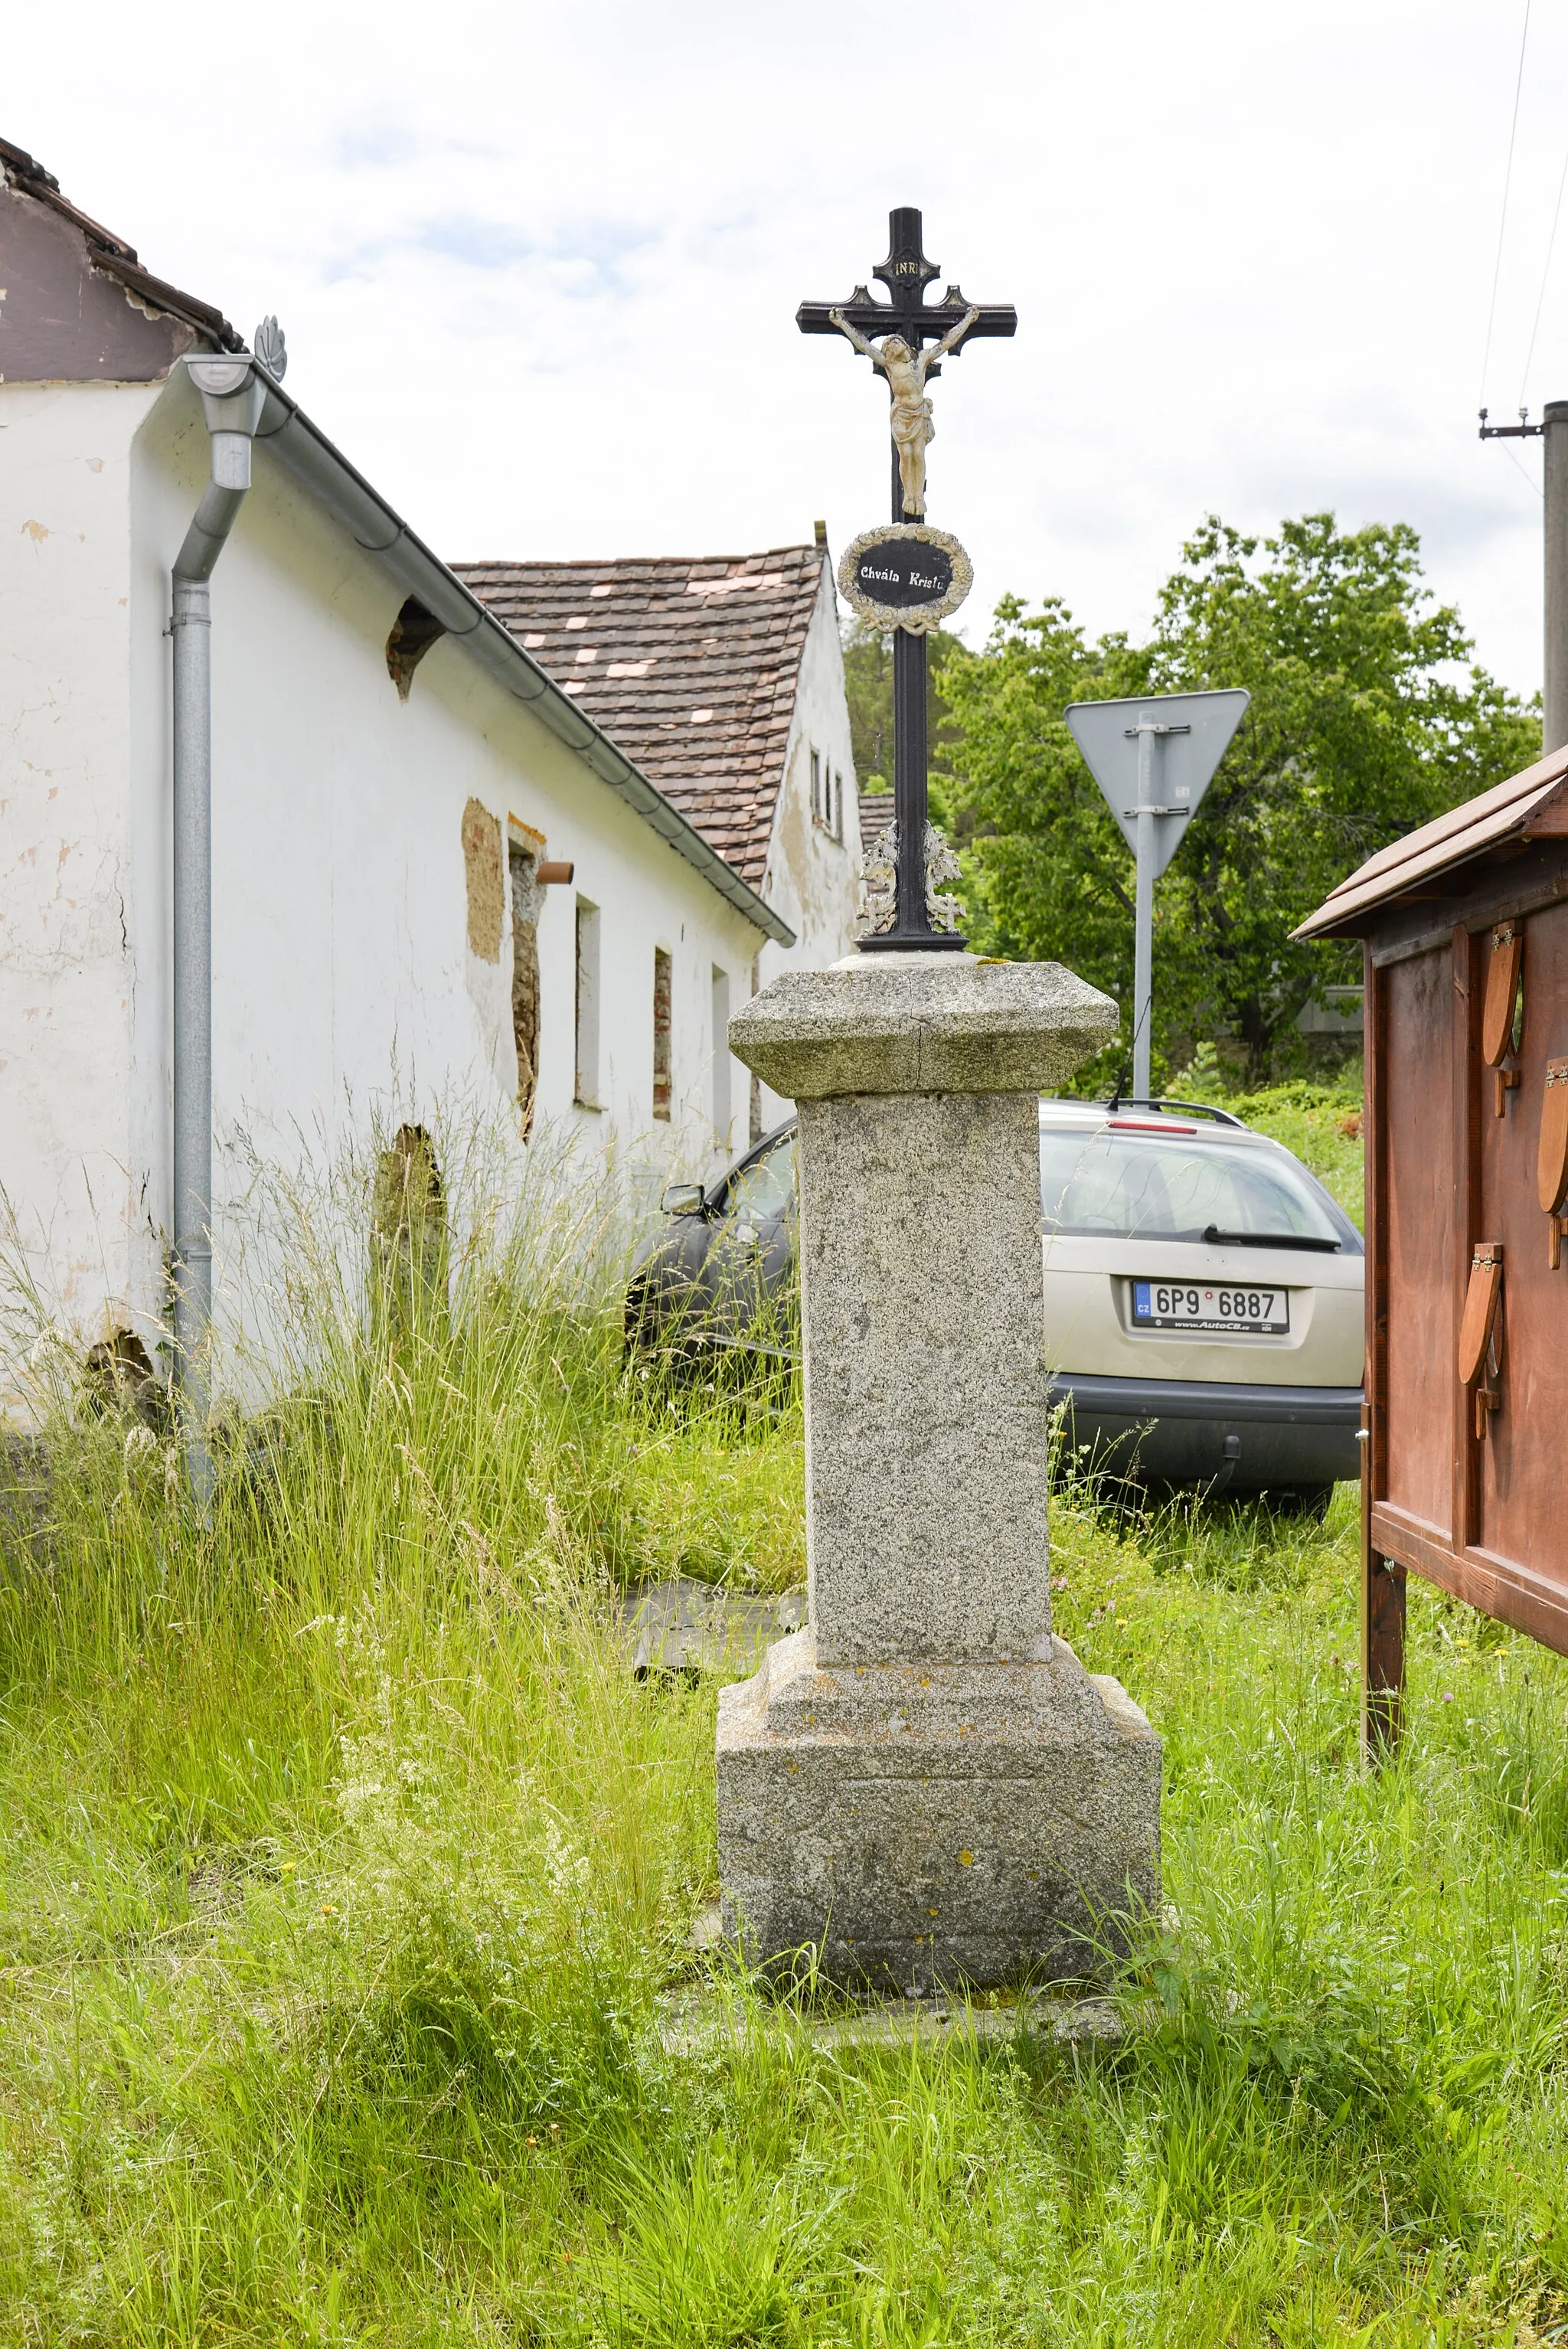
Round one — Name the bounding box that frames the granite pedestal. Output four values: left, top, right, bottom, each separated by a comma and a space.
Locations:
717, 952, 1161, 1991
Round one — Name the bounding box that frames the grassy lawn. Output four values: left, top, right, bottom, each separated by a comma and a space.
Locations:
3, 1089, 1566, 2345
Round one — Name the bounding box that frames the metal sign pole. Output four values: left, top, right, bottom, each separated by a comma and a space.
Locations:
1132, 727, 1156, 1101
1065, 690, 1250, 1095
1129, 720, 1188, 1098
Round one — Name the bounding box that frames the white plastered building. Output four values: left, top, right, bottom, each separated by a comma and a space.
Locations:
456, 545, 864, 1138
0, 137, 858, 1398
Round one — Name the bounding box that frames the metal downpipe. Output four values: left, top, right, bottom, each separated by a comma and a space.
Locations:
171, 570, 214, 1495
171, 356, 263, 1501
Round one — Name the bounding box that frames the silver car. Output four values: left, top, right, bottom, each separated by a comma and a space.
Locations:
1039, 1099, 1364, 1507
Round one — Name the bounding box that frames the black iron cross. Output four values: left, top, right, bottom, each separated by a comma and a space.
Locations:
799, 208, 1016, 951
799, 207, 1018, 526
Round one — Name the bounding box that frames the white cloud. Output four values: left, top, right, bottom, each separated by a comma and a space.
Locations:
8, 0, 1566, 694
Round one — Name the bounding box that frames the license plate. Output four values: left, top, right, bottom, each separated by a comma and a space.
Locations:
1132, 1279, 1289, 1335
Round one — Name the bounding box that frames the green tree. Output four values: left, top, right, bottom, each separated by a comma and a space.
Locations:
939, 515, 1539, 1083
841, 619, 964, 807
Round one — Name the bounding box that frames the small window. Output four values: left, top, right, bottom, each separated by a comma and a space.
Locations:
652, 946, 672, 1122
810, 752, 844, 839
574, 897, 601, 1107
710, 966, 732, 1145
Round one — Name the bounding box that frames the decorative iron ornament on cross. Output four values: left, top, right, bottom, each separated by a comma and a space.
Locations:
799, 209, 1016, 949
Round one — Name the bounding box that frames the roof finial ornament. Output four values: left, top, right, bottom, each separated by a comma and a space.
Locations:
252, 315, 287, 381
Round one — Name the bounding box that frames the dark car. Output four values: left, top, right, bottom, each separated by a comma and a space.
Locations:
625, 1121, 799, 1368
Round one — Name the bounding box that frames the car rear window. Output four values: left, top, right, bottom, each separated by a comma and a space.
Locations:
1039, 1125, 1360, 1250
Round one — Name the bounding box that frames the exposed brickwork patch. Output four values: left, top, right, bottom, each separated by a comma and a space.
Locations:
509, 845, 541, 1137
653, 947, 672, 1122
461, 797, 504, 962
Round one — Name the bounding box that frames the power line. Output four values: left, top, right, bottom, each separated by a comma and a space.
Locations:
1480, 0, 1533, 409
1520, 136, 1568, 404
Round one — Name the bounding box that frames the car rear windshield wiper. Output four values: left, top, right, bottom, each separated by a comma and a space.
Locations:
1202, 1225, 1340, 1252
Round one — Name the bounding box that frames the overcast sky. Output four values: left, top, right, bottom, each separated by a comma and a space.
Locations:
10, 1, 1568, 700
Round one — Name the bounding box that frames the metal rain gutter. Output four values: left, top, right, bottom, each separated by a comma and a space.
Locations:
248, 374, 794, 949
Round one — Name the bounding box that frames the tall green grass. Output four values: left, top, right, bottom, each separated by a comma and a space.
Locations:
2, 1106, 1566, 2343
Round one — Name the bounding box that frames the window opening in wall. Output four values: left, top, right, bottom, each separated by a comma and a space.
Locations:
653, 946, 673, 1122
811, 750, 844, 839
711, 966, 732, 1145
509, 841, 542, 1139
575, 898, 602, 1108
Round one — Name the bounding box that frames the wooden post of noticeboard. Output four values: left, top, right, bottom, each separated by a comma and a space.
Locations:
1360, 948, 1406, 1763
1361, 1520, 1406, 1762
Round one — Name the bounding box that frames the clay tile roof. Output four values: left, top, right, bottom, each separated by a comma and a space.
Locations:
0, 135, 243, 352
454, 547, 828, 889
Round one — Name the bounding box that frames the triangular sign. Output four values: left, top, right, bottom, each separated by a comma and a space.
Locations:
1064, 688, 1250, 879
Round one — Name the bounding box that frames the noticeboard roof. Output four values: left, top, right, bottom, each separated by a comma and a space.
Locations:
1294, 747, 1568, 939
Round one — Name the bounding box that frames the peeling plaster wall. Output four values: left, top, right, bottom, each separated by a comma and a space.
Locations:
751, 564, 861, 1129
3, 366, 766, 1393
0, 379, 162, 1348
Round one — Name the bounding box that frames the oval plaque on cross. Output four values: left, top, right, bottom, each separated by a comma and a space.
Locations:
838, 523, 972, 634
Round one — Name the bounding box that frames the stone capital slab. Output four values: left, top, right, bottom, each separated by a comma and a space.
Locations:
727, 951, 1117, 1100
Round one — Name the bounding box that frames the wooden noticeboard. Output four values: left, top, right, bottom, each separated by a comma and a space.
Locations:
1296, 750, 1568, 1753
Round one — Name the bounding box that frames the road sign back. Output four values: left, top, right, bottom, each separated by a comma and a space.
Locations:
1064, 688, 1250, 878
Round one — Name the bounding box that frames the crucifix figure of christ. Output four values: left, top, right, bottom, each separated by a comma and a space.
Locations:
799, 207, 1016, 949
827, 301, 980, 521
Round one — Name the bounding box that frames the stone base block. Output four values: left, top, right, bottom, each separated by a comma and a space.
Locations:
717, 1629, 1161, 1992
